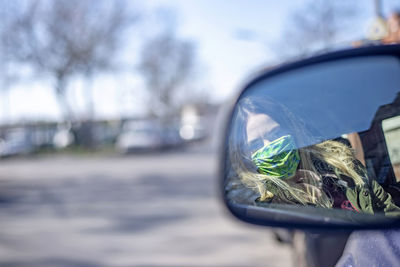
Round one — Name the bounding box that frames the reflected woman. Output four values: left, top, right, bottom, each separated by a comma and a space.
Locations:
229, 97, 400, 216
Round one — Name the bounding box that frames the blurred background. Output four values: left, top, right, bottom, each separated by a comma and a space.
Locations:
0, 0, 399, 266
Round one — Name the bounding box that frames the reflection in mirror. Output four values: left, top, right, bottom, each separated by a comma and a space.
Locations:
225, 56, 400, 223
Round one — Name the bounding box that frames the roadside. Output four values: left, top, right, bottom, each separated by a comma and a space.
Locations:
0, 142, 292, 266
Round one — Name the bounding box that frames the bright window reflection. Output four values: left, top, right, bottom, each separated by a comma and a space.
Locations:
383, 116, 400, 181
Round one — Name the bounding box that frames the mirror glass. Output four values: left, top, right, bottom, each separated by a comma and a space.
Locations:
225, 55, 400, 226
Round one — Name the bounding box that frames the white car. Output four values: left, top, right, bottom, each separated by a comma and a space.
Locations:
116, 120, 182, 153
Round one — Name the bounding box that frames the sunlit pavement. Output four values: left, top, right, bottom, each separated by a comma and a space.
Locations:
0, 142, 292, 266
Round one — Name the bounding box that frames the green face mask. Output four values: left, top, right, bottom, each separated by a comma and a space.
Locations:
251, 135, 300, 179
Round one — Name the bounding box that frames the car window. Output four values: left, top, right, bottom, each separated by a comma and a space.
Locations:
241, 56, 400, 148
383, 115, 400, 181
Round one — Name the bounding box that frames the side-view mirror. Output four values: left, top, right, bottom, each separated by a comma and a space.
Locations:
221, 44, 400, 229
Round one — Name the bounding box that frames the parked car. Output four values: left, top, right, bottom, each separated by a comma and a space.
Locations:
53, 126, 75, 149
115, 120, 183, 153
221, 44, 400, 266
179, 123, 207, 142
0, 128, 34, 157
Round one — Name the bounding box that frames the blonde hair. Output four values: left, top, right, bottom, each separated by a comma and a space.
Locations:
229, 97, 366, 208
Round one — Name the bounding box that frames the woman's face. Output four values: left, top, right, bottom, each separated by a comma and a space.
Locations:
246, 113, 280, 153
245, 113, 322, 201
388, 13, 400, 33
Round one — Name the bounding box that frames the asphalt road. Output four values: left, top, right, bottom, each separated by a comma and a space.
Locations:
0, 142, 292, 266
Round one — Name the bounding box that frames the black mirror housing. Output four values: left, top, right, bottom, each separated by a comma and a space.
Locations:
221, 44, 400, 230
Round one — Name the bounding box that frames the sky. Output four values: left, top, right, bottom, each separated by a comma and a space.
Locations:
1, 0, 400, 124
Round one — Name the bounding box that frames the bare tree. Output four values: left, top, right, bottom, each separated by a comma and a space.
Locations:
0, 1, 21, 123
274, 0, 358, 59
3, 0, 137, 121
138, 30, 197, 120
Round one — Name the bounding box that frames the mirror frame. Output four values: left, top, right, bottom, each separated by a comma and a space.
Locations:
219, 44, 400, 230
